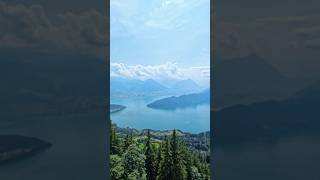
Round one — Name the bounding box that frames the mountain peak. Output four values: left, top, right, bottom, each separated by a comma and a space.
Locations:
169, 79, 200, 93
173, 79, 199, 87
214, 54, 297, 108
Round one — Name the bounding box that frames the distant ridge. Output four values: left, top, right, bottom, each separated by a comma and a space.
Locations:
112, 123, 210, 152
215, 79, 320, 147
0, 135, 52, 164
111, 78, 167, 95
147, 89, 210, 110
0, 48, 106, 98
110, 104, 126, 113
111, 77, 203, 96
214, 54, 302, 108
0, 48, 106, 115
169, 79, 201, 93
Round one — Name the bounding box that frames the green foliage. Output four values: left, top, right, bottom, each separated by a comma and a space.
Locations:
110, 155, 124, 180
190, 166, 202, 179
124, 132, 134, 149
127, 170, 146, 180
185, 150, 194, 180
111, 124, 121, 155
110, 124, 210, 180
123, 144, 146, 179
157, 136, 172, 180
170, 130, 186, 180
145, 129, 156, 180
155, 144, 162, 178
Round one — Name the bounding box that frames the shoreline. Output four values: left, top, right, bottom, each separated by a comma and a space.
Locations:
0, 135, 52, 165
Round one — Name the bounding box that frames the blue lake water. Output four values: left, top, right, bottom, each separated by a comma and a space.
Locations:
215, 135, 320, 180
0, 112, 106, 180
110, 95, 210, 133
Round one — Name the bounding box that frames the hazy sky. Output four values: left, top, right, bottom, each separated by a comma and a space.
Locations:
0, 1, 107, 58
217, 0, 320, 80
110, 0, 210, 67
0, 0, 107, 14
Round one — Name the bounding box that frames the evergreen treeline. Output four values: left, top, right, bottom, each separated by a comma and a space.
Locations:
110, 124, 210, 180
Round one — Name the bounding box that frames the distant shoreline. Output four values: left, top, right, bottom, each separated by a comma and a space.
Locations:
147, 89, 210, 110
0, 135, 52, 165
111, 120, 210, 137
110, 104, 126, 114
112, 122, 210, 152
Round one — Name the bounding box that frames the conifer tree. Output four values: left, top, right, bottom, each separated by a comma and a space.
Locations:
123, 144, 146, 179
157, 136, 171, 180
155, 143, 162, 177
145, 129, 156, 180
170, 130, 185, 180
110, 155, 124, 180
111, 124, 120, 154
193, 153, 201, 174
110, 124, 115, 154
124, 134, 130, 148
124, 131, 134, 149
185, 152, 193, 180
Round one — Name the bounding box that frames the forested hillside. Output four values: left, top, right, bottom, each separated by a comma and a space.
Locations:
110, 123, 210, 180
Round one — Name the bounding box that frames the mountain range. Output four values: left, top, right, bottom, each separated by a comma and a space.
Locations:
213, 54, 306, 108
112, 54, 310, 108
0, 48, 107, 117
169, 79, 201, 93
0, 48, 106, 100
111, 77, 201, 96
0, 48, 107, 179
144, 54, 298, 110
111, 78, 167, 95
214, 79, 320, 147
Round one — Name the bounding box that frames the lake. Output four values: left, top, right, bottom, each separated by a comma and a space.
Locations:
110, 95, 210, 133
214, 135, 320, 180
0, 111, 106, 180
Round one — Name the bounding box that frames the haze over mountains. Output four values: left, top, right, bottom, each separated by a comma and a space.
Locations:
0, 48, 105, 98
111, 53, 318, 111
111, 78, 166, 95
111, 53, 307, 110
170, 79, 201, 93
0, 48, 106, 116
214, 54, 320, 147
214, 54, 307, 108
111, 77, 202, 96
0, 48, 107, 180
215, 79, 320, 147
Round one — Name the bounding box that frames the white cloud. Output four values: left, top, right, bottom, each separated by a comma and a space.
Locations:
217, 14, 320, 78
111, 62, 184, 80
0, 2, 108, 59
111, 62, 210, 87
